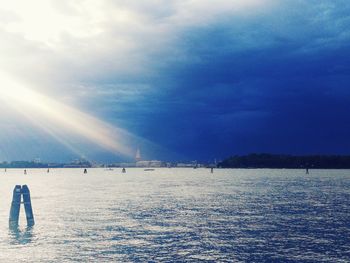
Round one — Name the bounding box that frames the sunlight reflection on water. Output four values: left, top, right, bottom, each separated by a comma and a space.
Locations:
0, 168, 349, 262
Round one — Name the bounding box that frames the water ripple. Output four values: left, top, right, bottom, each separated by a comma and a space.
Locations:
0, 168, 349, 262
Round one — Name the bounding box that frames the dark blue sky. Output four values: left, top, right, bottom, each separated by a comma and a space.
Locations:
1, 0, 350, 162
106, 2, 350, 161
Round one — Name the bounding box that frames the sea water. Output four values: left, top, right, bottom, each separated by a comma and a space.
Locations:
0, 168, 349, 262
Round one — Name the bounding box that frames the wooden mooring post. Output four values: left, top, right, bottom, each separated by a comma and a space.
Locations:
9, 185, 35, 228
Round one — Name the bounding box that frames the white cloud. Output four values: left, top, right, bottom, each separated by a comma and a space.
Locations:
0, 0, 273, 89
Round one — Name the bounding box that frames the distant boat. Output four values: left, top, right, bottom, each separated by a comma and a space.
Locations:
144, 168, 155, 171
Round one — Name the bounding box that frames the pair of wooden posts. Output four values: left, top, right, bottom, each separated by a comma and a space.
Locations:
9, 185, 35, 228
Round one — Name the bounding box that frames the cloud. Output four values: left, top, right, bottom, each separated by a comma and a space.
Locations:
0, 0, 274, 84
1, 0, 350, 160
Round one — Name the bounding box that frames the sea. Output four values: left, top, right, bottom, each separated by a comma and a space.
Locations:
0, 168, 349, 262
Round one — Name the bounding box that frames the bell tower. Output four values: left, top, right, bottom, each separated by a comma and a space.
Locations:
135, 148, 141, 162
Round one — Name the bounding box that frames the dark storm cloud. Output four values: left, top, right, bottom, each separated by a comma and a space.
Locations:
121, 0, 350, 160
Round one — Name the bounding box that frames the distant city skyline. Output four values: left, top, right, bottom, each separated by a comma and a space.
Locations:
0, 1, 350, 162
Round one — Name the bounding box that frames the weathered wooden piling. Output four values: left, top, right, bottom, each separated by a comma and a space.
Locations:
9, 185, 22, 228
22, 185, 35, 227
9, 185, 35, 228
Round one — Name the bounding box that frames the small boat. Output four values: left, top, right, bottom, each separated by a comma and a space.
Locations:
144, 168, 155, 171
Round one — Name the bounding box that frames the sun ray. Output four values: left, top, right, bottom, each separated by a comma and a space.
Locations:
0, 71, 134, 157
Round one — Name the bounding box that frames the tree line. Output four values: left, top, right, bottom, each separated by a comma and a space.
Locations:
218, 153, 350, 169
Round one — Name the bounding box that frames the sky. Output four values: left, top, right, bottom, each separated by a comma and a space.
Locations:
0, 0, 350, 162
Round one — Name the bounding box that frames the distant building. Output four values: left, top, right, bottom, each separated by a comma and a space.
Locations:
136, 160, 165, 167
112, 162, 136, 168
33, 158, 41, 164
135, 148, 141, 162
176, 163, 195, 168
175, 161, 201, 168
64, 158, 91, 168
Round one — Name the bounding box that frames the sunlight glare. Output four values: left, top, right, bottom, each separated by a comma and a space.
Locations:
0, 72, 133, 157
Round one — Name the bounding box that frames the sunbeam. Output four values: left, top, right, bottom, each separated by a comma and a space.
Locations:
0, 72, 134, 157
